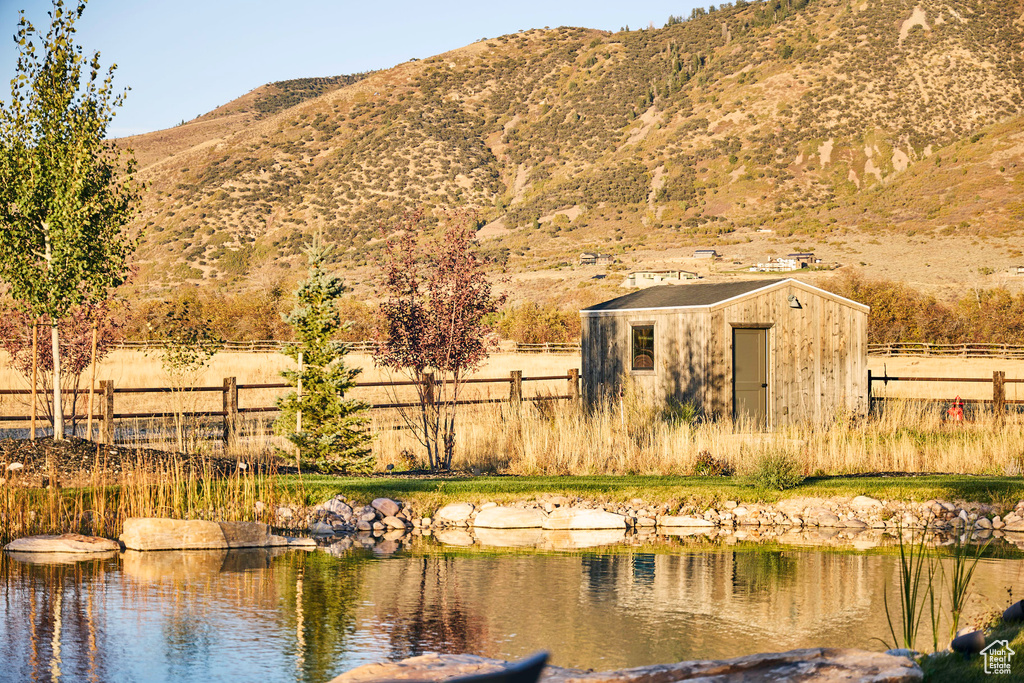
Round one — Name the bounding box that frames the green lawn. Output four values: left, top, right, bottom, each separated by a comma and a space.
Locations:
276, 473, 1024, 511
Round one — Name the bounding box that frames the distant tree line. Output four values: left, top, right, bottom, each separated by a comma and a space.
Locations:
830, 272, 1024, 345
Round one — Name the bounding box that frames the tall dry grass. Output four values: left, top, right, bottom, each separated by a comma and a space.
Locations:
373, 392, 1024, 477
0, 450, 283, 545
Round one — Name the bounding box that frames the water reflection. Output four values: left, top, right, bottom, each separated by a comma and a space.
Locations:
0, 536, 1023, 681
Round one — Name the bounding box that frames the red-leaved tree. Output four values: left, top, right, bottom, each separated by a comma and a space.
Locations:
374, 211, 505, 471
0, 299, 123, 433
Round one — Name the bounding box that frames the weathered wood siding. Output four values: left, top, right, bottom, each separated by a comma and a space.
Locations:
581, 280, 868, 425
581, 309, 708, 407
712, 281, 868, 425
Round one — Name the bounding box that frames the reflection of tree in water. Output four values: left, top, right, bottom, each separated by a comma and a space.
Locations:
632, 553, 656, 586
162, 610, 216, 680
282, 550, 369, 682
731, 551, 798, 595
583, 555, 629, 598
384, 557, 487, 660
0, 554, 113, 682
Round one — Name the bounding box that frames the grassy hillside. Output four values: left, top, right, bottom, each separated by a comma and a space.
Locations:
122, 0, 1024, 303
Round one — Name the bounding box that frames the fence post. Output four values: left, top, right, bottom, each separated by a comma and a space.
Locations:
568, 368, 580, 401
866, 369, 872, 414
510, 370, 523, 414
994, 370, 1005, 423
223, 377, 238, 448
101, 380, 114, 445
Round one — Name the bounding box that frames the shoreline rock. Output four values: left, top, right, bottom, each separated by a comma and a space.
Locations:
294, 492, 1024, 546
119, 518, 308, 551
331, 649, 922, 682
3, 533, 119, 554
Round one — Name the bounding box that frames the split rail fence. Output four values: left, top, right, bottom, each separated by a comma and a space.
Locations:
0, 370, 581, 445
867, 343, 1024, 359
107, 340, 583, 354
106, 340, 1024, 359
868, 370, 1024, 418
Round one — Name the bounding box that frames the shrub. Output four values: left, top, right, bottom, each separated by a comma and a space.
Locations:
692, 450, 733, 476
746, 448, 805, 490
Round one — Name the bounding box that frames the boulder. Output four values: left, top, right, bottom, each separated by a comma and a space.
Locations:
472, 507, 546, 529
120, 518, 295, 550
1001, 520, 1024, 532
434, 503, 475, 523
658, 516, 715, 528
121, 518, 228, 550
542, 508, 627, 530
382, 515, 408, 529
331, 649, 922, 682
811, 510, 841, 527
372, 498, 400, 517
4, 533, 119, 554
218, 522, 273, 548
323, 498, 353, 517
851, 495, 883, 511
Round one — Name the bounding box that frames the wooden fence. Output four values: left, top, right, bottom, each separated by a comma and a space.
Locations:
99, 340, 1024, 359
0, 370, 581, 445
868, 370, 1024, 418
110, 339, 376, 353
868, 343, 1024, 359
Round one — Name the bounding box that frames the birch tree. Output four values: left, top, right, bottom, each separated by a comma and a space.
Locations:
0, 0, 140, 439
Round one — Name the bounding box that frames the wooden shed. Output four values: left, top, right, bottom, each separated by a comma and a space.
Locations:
580, 278, 869, 426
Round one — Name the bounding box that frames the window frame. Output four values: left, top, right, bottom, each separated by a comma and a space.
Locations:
630, 322, 656, 373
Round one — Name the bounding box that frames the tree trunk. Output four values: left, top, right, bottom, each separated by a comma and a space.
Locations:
51, 323, 63, 440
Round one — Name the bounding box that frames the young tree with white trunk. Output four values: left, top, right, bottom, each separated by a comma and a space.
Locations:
0, 0, 140, 440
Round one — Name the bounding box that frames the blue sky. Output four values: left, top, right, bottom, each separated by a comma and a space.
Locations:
1, 0, 707, 137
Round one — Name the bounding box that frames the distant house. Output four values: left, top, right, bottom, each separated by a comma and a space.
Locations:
751, 257, 801, 273
788, 253, 820, 265
1014, 266, 1024, 276
694, 249, 720, 259
623, 270, 701, 288
580, 252, 613, 266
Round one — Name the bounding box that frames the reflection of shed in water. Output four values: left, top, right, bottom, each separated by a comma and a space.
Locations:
580, 278, 870, 426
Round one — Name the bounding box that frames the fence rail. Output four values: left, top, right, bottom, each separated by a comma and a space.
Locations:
91, 339, 1024, 359
868, 342, 1024, 359
109, 339, 378, 353
512, 342, 581, 354
108, 339, 586, 354
868, 370, 1024, 416
0, 369, 581, 445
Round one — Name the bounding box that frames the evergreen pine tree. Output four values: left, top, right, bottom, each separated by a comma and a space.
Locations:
275, 243, 371, 473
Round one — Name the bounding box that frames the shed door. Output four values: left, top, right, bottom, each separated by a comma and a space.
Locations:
733, 328, 767, 426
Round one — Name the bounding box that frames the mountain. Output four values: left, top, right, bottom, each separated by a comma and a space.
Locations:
122, 0, 1024, 301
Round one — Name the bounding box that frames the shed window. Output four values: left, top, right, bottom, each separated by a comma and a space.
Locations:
631, 325, 655, 370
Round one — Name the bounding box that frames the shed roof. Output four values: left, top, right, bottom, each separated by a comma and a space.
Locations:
583, 279, 785, 311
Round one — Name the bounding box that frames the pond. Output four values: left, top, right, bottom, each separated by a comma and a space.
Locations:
2, 531, 1023, 682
